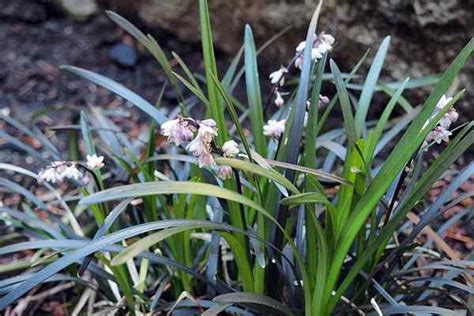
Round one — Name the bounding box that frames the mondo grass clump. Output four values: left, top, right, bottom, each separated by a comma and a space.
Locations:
1, 0, 473, 315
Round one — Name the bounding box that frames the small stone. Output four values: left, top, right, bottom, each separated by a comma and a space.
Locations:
109, 43, 137, 67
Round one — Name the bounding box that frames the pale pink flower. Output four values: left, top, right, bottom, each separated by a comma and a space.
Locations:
161, 118, 195, 145
86, 154, 104, 169
433, 126, 452, 143
294, 56, 303, 70
294, 32, 335, 70
197, 152, 215, 168
217, 165, 233, 180
187, 138, 214, 168
269, 66, 288, 86
295, 41, 306, 53
222, 140, 239, 157
426, 126, 452, 144
274, 90, 285, 107
263, 119, 286, 138
319, 95, 330, 107
186, 119, 218, 168
38, 161, 69, 183
311, 48, 323, 60
187, 137, 209, 157
438, 116, 452, 129
199, 119, 217, 128
196, 122, 218, 143
446, 108, 459, 123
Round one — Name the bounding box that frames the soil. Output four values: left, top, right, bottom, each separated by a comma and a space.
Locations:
0, 0, 235, 170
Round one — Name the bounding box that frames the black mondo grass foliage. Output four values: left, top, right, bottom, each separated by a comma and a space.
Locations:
0, 1, 473, 315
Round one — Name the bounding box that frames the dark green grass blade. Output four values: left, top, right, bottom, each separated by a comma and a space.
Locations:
199, 0, 227, 143
78, 199, 132, 275
212, 292, 294, 316
329, 60, 357, 145
325, 38, 473, 312
354, 36, 391, 136
330, 126, 473, 311
244, 25, 266, 156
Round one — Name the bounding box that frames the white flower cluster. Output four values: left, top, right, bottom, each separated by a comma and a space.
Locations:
263, 119, 286, 138
294, 32, 335, 70
422, 95, 459, 149
161, 117, 241, 175
37, 155, 105, 184
38, 161, 80, 183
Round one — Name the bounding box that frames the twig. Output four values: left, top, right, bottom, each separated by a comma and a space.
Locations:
13, 282, 75, 315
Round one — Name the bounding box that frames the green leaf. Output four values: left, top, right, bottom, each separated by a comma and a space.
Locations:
354, 36, 391, 136
280, 192, 329, 207
112, 225, 204, 265
325, 39, 474, 313
329, 60, 357, 145
210, 74, 253, 160
0, 220, 219, 309
79, 181, 278, 225
244, 25, 266, 156
366, 78, 409, 160
221, 232, 254, 292
199, 0, 227, 143
316, 48, 371, 135
213, 292, 294, 316
79, 112, 95, 155
284, 2, 322, 169
265, 158, 350, 185
172, 52, 203, 94
303, 55, 326, 168
173, 71, 210, 106
214, 157, 300, 194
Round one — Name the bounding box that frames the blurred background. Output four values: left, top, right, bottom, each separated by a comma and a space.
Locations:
0, 0, 472, 122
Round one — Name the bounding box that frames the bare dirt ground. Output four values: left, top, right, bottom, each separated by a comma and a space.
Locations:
0, 0, 226, 170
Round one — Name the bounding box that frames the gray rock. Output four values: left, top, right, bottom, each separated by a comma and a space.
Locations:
100, 0, 473, 112
109, 42, 137, 67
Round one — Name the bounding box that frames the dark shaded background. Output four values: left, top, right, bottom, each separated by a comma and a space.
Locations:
0, 0, 472, 149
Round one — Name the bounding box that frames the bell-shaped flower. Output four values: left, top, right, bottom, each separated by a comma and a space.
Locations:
263, 119, 286, 138
274, 90, 285, 107
217, 165, 233, 180
222, 140, 239, 157
269, 66, 288, 86
86, 154, 104, 169
161, 118, 195, 146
